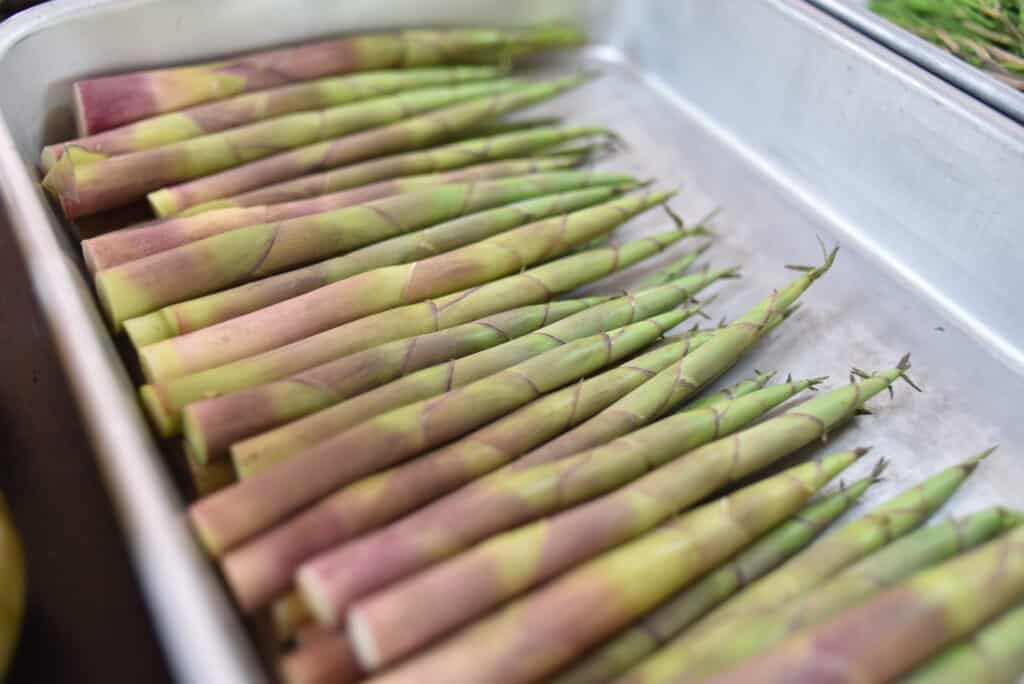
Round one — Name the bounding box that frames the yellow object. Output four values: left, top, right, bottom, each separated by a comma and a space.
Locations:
0, 493, 24, 679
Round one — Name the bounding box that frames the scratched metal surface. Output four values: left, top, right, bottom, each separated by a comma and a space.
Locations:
0, 1, 1022, 682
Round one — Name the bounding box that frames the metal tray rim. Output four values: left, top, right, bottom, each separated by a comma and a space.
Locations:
0, 2, 270, 683
808, 0, 1024, 127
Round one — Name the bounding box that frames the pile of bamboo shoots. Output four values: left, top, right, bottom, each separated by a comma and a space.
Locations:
41, 25, 1024, 684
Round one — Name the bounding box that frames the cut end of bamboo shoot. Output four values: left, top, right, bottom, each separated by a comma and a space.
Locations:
40, 143, 107, 174
138, 343, 184, 384
81, 239, 101, 274
188, 506, 226, 558
93, 268, 145, 332
39, 146, 59, 174
272, 592, 313, 644
182, 409, 214, 465
346, 610, 380, 672
139, 384, 179, 438
124, 311, 177, 349
148, 187, 179, 218
41, 152, 74, 207
297, 566, 339, 627
185, 446, 237, 497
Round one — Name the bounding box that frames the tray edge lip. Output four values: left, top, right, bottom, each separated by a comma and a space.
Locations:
0, 2, 270, 684
806, 0, 1024, 127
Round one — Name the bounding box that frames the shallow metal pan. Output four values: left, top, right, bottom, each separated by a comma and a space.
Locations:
0, 1, 1021, 681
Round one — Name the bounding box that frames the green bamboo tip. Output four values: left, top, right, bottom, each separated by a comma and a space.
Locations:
785, 238, 839, 280
964, 446, 998, 470
662, 204, 719, 238
850, 353, 921, 395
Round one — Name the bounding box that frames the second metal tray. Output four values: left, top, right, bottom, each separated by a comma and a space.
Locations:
811, 0, 1024, 126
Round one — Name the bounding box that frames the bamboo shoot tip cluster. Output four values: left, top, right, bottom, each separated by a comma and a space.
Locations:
786, 240, 839, 280
851, 353, 921, 395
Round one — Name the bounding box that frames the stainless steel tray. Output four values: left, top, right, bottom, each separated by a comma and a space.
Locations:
1, 1, 1022, 682
811, 0, 1024, 127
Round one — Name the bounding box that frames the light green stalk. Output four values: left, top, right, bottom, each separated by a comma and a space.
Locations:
137, 229, 688, 437
700, 521, 1024, 684
225, 270, 723, 470
99, 168, 632, 331
123, 182, 619, 348
320, 356, 914, 665
189, 314, 687, 558
296, 374, 826, 631
177, 124, 610, 213
517, 246, 837, 465
83, 155, 582, 273
356, 451, 864, 684
222, 366, 797, 613
145, 74, 592, 217
700, 449, 987, 629
42, 66, 502, 170
899, 600, 1024, 684
48, 78, 526, 217
261, 337, 734, 485
136, 189, 668, 381
181, 300, 609, 463
451, 115, 565, 141
551, 471, 882, 684
623, 453, 996, 684
682, 369, 777, 411
72, 26, 584, 134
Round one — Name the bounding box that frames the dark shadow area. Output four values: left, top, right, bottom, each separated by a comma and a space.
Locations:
0, 199, 173, 683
